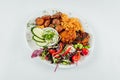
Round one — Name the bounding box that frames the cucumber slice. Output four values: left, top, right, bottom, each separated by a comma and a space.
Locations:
31, 27, 59, 47
36, 42, 48, 47
32, 36, 45, 42
31, 27, 43, 39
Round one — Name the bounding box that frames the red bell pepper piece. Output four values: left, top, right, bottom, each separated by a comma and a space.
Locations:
48, 42, 64, 56
55, 42, 64, 54
49, 49, 56, 55
62, 47, 71, 56
53, 42, 63, 56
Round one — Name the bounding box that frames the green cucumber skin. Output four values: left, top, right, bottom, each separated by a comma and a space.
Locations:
31, 27, 44, 40
32, 36, 45, 42
31, 27, 46, 46
36, 42, 47, 47
31, 27, 36, 35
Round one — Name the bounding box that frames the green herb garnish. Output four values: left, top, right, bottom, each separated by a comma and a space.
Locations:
42, 31, 55, 40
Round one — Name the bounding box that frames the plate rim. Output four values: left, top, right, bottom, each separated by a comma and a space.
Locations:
25, 9, 95, 68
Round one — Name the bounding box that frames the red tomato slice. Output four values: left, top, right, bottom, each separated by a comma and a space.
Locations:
82, 48, 89, 55
72, 52, 81, 63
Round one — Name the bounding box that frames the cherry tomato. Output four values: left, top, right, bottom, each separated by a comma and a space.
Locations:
72, 52, 81, 63
82, 48, 89, 55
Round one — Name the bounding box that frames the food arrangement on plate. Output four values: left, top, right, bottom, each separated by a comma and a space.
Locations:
27, 11, 91, 69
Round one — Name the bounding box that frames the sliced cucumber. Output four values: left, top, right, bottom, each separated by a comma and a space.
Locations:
31, 27, 43, 39
32, 36, 45, 42
31, 27, 59, 47
36, 42, 48, 47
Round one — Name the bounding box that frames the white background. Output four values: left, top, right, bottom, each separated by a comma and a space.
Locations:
0, 0, 120, 80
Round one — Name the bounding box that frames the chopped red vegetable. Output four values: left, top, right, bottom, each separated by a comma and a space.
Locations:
54, 42, 64, 56
31, 48, 43, 58
72, 52, 81, 63
62, 47, 71, 56
45, 56, 49, 60
82, 48, 89, 55
49, 49, 56, 55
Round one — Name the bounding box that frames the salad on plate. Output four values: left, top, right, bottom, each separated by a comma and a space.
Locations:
27, 11, 92, 71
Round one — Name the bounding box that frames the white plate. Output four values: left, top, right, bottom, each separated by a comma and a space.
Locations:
25, 9, 95, 68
